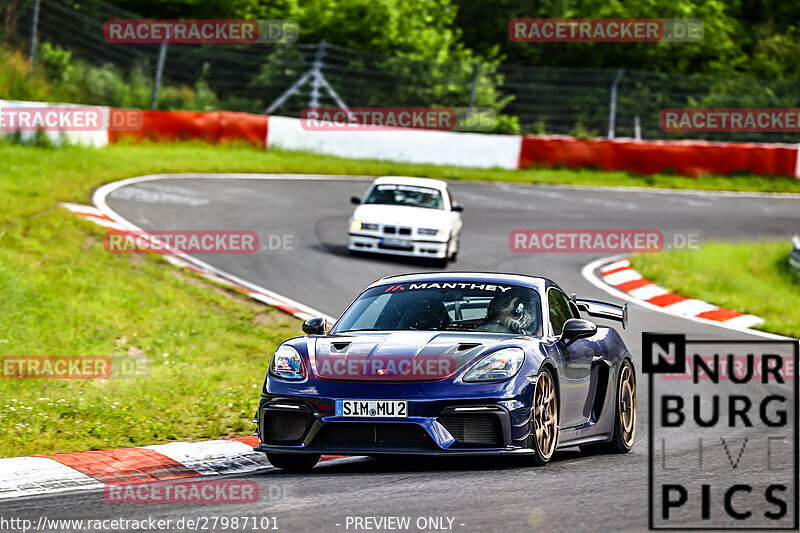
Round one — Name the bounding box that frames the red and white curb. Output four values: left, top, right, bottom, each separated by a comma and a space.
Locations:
61, 202, 334, 324
0, 436, 342, 500
593, 257, 764, 330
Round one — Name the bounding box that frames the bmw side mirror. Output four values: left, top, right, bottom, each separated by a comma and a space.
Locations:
302, 317, 327, 335
560, 318, 597, 347
451, 203, 464, 212
350, 196, 361, 205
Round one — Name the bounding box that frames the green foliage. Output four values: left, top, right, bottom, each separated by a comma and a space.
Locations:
490, 114, 521, 135
452, 0, 798, 78
39, 42, 73, 82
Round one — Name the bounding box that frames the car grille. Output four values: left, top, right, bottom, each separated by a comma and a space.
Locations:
440, 414, 504, 446
260, 410, 313, 443
382, 225, 412, 235
312, 423, 434, 449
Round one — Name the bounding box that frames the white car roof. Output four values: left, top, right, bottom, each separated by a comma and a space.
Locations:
373, 176, 448, 191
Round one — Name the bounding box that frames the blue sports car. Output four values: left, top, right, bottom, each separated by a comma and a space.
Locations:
254, 272, 637, 471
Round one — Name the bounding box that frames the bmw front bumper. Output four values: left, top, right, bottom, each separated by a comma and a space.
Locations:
348, 233, 449, 259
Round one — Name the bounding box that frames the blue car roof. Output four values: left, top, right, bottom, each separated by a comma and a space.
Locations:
367, 272, 550, 291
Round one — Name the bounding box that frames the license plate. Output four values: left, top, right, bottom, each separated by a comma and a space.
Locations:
380, 238, 413, 249
335, 399, 408, 418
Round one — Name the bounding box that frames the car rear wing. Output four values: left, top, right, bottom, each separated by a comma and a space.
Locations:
572, 297, 628, 329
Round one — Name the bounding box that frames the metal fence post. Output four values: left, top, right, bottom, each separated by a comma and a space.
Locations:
607, 68, 625, 139
265, 39, 349, 115
149, 41, 168, 110
467, 62, 479, 115
27, 0, 41, 72
308, 40, 327, 109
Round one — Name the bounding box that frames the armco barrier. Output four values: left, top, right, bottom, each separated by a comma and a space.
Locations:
518, 135, 799, 178
264, 115, 522, 169
108, 110, 268, 148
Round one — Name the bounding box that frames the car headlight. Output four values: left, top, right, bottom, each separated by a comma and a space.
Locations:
350, 221, 378, 231
463, 348, 525, 382
418, 228, 445, 237
270, 345, 306, 380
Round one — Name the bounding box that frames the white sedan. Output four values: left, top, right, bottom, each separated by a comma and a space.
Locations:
347, 177, 463, 266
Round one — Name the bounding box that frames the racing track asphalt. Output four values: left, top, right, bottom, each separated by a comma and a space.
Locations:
2, 175, 799, 532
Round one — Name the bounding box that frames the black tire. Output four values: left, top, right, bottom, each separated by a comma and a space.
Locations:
580, 359, 637, 455
528, 367, 559, 466
266, 453, 321, 472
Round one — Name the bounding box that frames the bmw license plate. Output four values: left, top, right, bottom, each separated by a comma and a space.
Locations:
336, 399, 408, 418
380, 238, 413, 249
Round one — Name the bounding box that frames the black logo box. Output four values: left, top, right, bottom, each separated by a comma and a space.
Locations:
644, 333, 799, 531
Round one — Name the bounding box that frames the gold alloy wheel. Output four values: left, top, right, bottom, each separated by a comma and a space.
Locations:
619, 364, 637, 448
533, 371, 558, 459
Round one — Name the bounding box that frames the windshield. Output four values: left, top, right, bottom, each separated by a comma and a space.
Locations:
364, 184, 444, 210
332, 282, 542, 336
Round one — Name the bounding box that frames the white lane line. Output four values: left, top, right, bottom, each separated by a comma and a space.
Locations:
603, 268, 641, 286
600, 258, 630, 273
92, 174, 339, 324
724, 315, 766, 329
145, 440, 272, 475
627, 284, 667, 300
663, 299, 719, 317
0, 457, 103, 500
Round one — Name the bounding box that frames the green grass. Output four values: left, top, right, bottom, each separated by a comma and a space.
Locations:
2, 140, 799, 458
630, 242, 800, 338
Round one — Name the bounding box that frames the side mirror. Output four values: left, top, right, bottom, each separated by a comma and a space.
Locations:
350, 196, 361, 205
451, 203, 464, 212
560, 318, 597, 347
302, 317, 327, 335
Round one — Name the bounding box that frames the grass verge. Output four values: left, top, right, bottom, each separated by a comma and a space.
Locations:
630, 241, 800, 338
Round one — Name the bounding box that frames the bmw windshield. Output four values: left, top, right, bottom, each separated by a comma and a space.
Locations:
364, 184, 444, 210
332, 282, 542, 336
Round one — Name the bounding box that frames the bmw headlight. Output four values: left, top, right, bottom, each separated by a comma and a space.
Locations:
350, 221, 378, 231
270, 345, 306, 380
418, 228, 444, 237
463, 348, 525, 382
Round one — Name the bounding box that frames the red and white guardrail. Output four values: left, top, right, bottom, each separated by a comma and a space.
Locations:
3, 99, 799, 178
